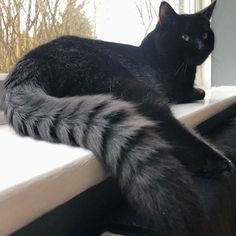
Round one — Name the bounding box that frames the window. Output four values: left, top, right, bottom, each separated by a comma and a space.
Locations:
0, 0, 94, 74
0, 0, 212, 88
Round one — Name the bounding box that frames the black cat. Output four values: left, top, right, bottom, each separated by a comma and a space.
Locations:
3, 1, 232, 235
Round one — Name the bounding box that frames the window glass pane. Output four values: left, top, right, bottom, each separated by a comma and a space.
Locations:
0, 0, 95, 73
0, 0, 194, 74
86, 0, 187, 45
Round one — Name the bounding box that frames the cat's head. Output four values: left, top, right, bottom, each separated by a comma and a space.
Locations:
153, 1, 216, 65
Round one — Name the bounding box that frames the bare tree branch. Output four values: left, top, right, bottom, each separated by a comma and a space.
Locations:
136, 0, 159, 36
0, 0, 94, 72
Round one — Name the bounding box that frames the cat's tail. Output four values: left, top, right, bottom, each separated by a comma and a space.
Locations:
3, 79, 204, 236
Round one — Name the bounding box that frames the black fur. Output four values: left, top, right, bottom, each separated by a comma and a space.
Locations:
141, 1, 215, 103
3, 1, 232, 235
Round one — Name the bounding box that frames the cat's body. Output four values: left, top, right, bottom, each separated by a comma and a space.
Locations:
3, 1, 232, 236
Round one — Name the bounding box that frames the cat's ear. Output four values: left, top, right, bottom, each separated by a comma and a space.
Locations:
159, 1, 177, 26
200, 1, 216, 20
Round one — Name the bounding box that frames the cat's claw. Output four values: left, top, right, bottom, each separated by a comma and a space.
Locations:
195, 157, 232, 177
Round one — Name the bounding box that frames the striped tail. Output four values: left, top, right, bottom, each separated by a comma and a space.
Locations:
3, 81, 204, 236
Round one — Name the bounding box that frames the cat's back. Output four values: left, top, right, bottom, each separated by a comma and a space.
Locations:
26, 35, 141, 64
21, 35, 151, 80
7, 35, 161, 98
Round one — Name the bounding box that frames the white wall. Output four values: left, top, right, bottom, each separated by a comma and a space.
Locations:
212, 0, 236, 86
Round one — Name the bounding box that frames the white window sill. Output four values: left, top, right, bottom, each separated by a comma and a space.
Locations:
0, 73, 7, 81
0, 87, 236, 235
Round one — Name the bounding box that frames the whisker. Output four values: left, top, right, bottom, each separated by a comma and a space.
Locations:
211, 55, 221, 67
175, 62, 184, 76
183, 63, 187, 75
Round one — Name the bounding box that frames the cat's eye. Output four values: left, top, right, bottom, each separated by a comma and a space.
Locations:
202, 32, 208, 40
181, 34, 190, 42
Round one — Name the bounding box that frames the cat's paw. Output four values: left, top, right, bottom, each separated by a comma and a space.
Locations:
179, 146, 232, 178
174, 88, 205, 103
191, 88, 205, 101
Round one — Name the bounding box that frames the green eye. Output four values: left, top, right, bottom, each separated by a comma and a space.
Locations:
202, 32, 208, 39
182, 34, 190, 42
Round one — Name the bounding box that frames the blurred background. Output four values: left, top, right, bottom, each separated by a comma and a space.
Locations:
0, 0, 235, 87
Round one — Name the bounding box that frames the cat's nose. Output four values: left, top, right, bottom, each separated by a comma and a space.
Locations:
196, 39, 205, 51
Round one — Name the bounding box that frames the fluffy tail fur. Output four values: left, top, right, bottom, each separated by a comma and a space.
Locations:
3, 78, 204, 236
